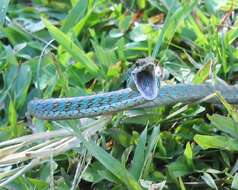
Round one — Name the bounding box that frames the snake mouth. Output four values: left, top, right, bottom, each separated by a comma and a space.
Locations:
132, 62, 158, 100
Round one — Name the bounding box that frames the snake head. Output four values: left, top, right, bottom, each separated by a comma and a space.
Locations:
131, 57, 159, 100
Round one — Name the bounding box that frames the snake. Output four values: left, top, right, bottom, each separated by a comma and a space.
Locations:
27, 57, 238, 120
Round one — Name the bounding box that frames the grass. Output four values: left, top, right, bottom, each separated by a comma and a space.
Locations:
0, 0, 238, 189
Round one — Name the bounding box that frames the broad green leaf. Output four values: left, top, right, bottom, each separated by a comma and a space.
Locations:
194, 135, 238, 151
108, 128, 131, 147
119, 15, 132, 32
82, 163, 104, 183
28, 178, 48, 189
201, 173, 218, 190
129, 24, 149, 42
109, 28, 124, 38
31, 54, 59, 97
137, 0, 146, 9
0, 64, 18, 103
168, 157, 191, 178
4, 26, 31, 45
130, 127, 147, 180
42, 17, 99, 74
125, 41, 148, 51
6, 176, 29, 189
61, 0, 88, 32
208, 114, 238, 139
70, 125, 142, 190
5, 46, 18, 65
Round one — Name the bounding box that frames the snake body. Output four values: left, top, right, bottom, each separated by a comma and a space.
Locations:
27, 89, 144, 120
27, 83, 238, 120
28, 58, 157, 120
27, 58, 238, 120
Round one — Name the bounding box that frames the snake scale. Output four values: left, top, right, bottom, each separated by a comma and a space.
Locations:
27, 58, 238, 120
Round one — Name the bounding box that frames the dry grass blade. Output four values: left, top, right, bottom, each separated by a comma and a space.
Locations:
0, 116, 111, 187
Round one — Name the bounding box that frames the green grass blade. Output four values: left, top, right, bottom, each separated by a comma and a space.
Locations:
42, 17, 99, 75
143, 126, 160, 178
184, 142, 193, 169
215, 92, 238, 123
152, 0, 197, 57
61, 0, 88, 32
0, 0, 10, 25
130, 127, 147, 180
72, 0, 95, 35
192, 59, 212, 84
187, 16, 208, 45
226, 27, 238, 45
70, 124, 142, 190
201, 173, 218, 190
231, 173, 238, 189
8, 100, 17, 137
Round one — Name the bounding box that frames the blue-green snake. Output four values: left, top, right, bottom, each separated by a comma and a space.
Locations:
27, 58, 238, 120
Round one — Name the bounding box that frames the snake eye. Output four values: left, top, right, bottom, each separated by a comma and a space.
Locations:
136, 59, 145, 67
